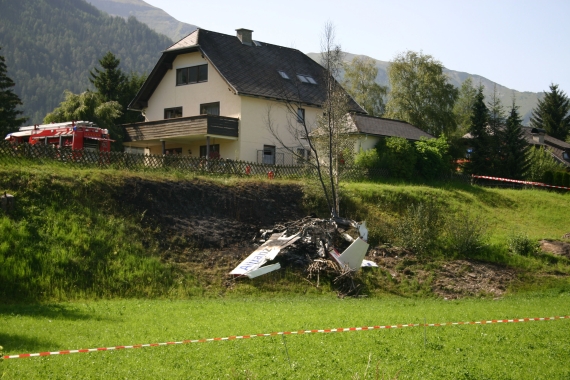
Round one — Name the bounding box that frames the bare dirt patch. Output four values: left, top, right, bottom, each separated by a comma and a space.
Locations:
539, 240, 570, 259
367, 246, 518, 299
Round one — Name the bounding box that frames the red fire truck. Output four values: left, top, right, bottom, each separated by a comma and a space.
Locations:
4, 121, 113, 152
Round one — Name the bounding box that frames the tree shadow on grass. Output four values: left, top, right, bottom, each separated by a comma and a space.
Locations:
441, 183, 516, 209
0, 332, 58, 355
0, 303, 113, 322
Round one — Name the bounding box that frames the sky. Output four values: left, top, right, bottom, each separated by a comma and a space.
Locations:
143, 0, 570, 94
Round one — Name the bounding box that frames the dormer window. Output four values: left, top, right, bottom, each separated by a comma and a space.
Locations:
176, 64, 208, 86
297, 74, 317, 84
278, 70, 290, 79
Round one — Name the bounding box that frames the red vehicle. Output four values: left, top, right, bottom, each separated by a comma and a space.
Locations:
5, 121, 113, 152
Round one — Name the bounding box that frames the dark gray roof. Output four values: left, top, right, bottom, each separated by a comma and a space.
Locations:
129, 29, 365, 113
350, 114, 434, 141
522, 127, 570, 167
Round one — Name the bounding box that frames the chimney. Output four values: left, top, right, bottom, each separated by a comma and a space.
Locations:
236, 28, 253, 46
531, 127, 545, 144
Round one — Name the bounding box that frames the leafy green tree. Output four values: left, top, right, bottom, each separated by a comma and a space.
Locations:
463, 86, 490, 175
43, 90, 122, 143
529, 84, 570, 141
342, 56, 387, 116
414, 136, 453, 179
453, 78, 477, 137
0, 47, 27, 137
500, 98, 529, 179
386, 51, 458, 137
525, 146, 563, 181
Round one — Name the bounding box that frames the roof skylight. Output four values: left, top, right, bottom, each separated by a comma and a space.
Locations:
297, 74, 317, 84
278, 70, 290, 79
253, 40, 262, 47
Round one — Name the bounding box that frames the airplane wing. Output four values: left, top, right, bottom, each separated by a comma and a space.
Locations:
229, 232, 300, 278
328, 238, 370, 271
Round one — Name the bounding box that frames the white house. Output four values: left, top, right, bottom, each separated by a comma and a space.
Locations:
123, 28, 366, 164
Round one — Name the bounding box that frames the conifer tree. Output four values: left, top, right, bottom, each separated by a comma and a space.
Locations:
529, 83, 570, 141
500, 98, 529, 179
486, 85, 505, 175
0, 47, 27, 137
464, 86, 489, 175
89, 52, 126, 103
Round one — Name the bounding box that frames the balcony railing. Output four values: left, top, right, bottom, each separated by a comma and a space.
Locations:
122, 115, 239, 143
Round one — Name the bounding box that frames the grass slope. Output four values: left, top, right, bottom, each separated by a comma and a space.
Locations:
1, 162, 569, 301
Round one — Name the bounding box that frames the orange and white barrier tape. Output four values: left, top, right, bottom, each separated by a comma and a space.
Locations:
472, 175, 570, 190
3, 315, 568, 360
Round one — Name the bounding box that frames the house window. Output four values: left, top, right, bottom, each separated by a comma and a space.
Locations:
297, 108, 305, 124
263, 145, 276, 165
278, 70, 290, 79
200, 144, 220, 158
176, 64, 208, 86
563, 151, 569, 161
200, 102, 220, 116
164, 107, 182, 119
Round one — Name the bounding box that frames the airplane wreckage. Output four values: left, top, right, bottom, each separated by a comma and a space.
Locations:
230, 216, 378, 279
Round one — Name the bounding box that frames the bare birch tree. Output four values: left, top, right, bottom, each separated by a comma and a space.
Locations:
266, 22, 352, 217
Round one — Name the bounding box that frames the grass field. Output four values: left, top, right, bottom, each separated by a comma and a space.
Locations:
2, 290, 569, 379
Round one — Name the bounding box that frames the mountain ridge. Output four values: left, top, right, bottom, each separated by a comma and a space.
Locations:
85, 0, 197, 42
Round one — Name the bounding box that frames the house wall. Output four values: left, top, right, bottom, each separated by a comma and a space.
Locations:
355, 135, 381, 153
239, 96, 321, 163
145, 52, 242, 121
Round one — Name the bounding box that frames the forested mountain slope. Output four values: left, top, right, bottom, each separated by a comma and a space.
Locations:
0, 0, 172, 124
86, 0, 197, 42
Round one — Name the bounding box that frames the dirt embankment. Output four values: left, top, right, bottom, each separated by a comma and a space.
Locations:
116, 178, 305, 259
112, 177, 548, 298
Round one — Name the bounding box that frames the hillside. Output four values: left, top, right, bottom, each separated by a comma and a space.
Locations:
85, 0, 197, 42
0, 160, 568, 301
0, 0, 173, 124
308, 52, 543, 124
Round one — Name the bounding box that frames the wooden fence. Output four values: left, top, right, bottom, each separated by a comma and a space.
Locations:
0, 141, 397, 181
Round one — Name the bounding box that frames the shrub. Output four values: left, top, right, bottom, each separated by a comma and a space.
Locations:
553, 171, 565, 186
414, 136, 453, 180
378, 137, 417, 180
507, 232, 539, 256
563, 172, 570, 187
525, 146, 563, 182
354, 148, 380, 169
445, 211, 488, 257
542, 170, 554, 185
394, 201, 443, 255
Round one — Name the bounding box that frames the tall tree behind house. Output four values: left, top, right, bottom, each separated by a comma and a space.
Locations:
529, 83, 570, 141
500, 98, 530, 179
463, 86, 490, 175
386, 50, 458, 137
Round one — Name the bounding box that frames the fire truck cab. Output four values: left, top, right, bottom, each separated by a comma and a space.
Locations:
5, 121, 113, 152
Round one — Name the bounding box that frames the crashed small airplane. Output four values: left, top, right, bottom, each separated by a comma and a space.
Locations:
230, 217, 377, 279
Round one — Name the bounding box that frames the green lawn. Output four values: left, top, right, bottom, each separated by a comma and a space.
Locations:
2, 291, 569, 379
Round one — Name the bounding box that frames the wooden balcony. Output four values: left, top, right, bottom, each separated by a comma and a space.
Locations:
122, 115, 239, 143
